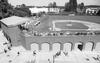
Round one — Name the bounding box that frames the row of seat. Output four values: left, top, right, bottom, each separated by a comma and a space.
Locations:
28, 31, 100, 36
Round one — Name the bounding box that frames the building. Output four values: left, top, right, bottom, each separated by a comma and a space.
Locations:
86, 8, 100, 15
85, 5, 100, 15
48, 7, 60, 13
29, 7, 48, 14
29, 6, 65, 15
0, 16, 31, 47
0, 15, 100, 52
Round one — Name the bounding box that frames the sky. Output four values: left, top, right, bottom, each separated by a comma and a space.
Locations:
8, 0, 100, 6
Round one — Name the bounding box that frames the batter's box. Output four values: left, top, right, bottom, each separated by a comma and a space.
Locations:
52, 20, 100, 31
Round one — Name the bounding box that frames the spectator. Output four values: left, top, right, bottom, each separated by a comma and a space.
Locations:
17, 52, 20, 56
33, 50, 36, 56
4, 49, 7, 53
9, 60, 12, 63
63, 52, 68, 56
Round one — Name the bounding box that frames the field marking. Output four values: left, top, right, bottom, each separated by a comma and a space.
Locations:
52, 20, 100, 31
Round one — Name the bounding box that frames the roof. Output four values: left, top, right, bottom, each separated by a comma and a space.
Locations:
0, 16, 31, 27
85, 5, 100, 8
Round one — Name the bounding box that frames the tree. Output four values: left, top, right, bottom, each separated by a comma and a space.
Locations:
13, 9, 29, 17
0, 0, 14, 19
64, 2, 70, 11
77, 2, 85, 14
69, 0, 77, 12
48, 2, 57, 8
48, 2, 53, 7
52, 2, 57, 8
21, 4, 26, 7
78, 2, 84, 11
14, 4, 31, 17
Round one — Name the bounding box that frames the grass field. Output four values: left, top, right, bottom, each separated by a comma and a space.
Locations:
34, 15, 100, 32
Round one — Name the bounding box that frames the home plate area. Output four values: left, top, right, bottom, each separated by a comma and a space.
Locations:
52, 20, 100, 31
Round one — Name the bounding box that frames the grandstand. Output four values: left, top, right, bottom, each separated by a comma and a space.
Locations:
0, 15, 100, 63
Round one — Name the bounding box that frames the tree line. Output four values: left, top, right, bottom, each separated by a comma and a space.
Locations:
0, 0, 100, 19
0, 0, 31, 19
48, 1, 85, 13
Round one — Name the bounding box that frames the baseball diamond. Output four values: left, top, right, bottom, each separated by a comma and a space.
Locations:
52, 20, 100, 31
